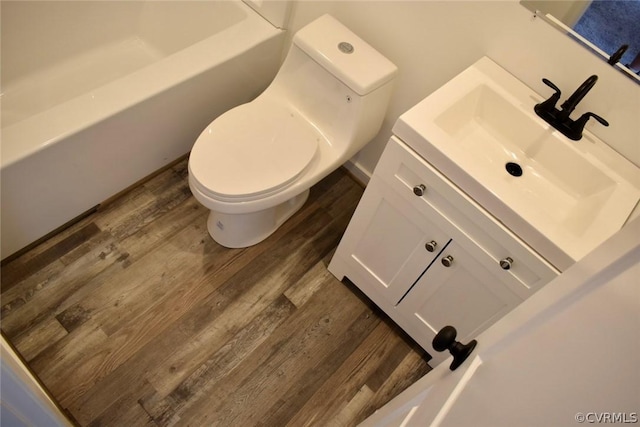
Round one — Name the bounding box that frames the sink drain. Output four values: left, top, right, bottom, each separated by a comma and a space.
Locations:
505, 162, 523, 177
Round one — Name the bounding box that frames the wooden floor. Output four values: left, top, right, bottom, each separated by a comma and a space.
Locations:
1, 158, 431, 427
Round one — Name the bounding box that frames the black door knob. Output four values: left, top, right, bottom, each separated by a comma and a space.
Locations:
432, 325, 477, 371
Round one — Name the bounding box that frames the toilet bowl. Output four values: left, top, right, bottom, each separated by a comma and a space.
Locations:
188, 14, 397, 248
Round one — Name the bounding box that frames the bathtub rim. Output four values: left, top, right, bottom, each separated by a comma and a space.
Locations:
0, 0, 283, 170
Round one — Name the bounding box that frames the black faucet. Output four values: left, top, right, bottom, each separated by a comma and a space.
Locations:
558, 75, 598, 121
608, 44, 628, 65
534, 75, 609, 141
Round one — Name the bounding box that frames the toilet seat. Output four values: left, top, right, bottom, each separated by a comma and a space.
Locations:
189, 100, 321, 200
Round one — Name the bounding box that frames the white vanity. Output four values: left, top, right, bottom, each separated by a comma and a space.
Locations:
329, 57, 640, 366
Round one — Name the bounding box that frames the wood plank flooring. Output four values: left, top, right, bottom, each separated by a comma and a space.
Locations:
1, 158, 431, 426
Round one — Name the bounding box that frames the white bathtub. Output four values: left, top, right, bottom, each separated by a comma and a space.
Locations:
0, 0, 287, 259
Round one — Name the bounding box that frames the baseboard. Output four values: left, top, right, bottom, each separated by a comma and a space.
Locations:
343, 159, 371, 187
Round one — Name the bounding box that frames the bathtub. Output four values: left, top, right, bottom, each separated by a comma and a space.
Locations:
0, 0, 287, 259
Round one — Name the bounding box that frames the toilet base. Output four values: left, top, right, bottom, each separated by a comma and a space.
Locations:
206, 190, 310, 248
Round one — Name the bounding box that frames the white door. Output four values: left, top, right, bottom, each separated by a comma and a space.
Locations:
360, 217, 640, 427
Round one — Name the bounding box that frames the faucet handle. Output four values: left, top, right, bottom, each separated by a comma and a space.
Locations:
567, 112, 609, 141
577, 112, 609, 127
535, 78, 562, 116
541, 78, 561, 95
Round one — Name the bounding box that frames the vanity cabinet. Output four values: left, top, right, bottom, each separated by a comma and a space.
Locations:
329, 136, 559, 365
326, 174, 450, 310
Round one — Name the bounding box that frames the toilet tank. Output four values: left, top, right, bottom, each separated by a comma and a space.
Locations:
267, 14, 398, 158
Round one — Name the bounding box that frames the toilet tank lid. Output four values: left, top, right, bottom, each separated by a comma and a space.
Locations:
293, 14, 398, 96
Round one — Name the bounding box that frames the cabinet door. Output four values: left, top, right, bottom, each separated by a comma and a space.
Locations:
396, 238, 522, 366
328, 176, 450, 309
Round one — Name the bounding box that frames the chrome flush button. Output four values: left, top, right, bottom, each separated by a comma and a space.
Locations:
338, 42, 354, 54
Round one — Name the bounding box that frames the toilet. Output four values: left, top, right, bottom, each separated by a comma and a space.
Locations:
188, 14, 398, 248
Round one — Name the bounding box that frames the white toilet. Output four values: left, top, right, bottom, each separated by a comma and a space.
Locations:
188, 14, 397, 248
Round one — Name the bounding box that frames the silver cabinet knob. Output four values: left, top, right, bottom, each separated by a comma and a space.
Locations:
413, 184, 426, 196
425, 240, 438, 252
441, 255, 454, 267
500, 257, 513, 270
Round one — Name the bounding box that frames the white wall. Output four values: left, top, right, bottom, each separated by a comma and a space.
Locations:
521, 0, 589, 27
285, 0, 640, 178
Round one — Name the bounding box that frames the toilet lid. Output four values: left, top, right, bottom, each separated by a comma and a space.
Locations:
189, 101, 321, 199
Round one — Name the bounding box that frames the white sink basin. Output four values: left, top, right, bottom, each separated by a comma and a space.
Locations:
393, 57, 640, 269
